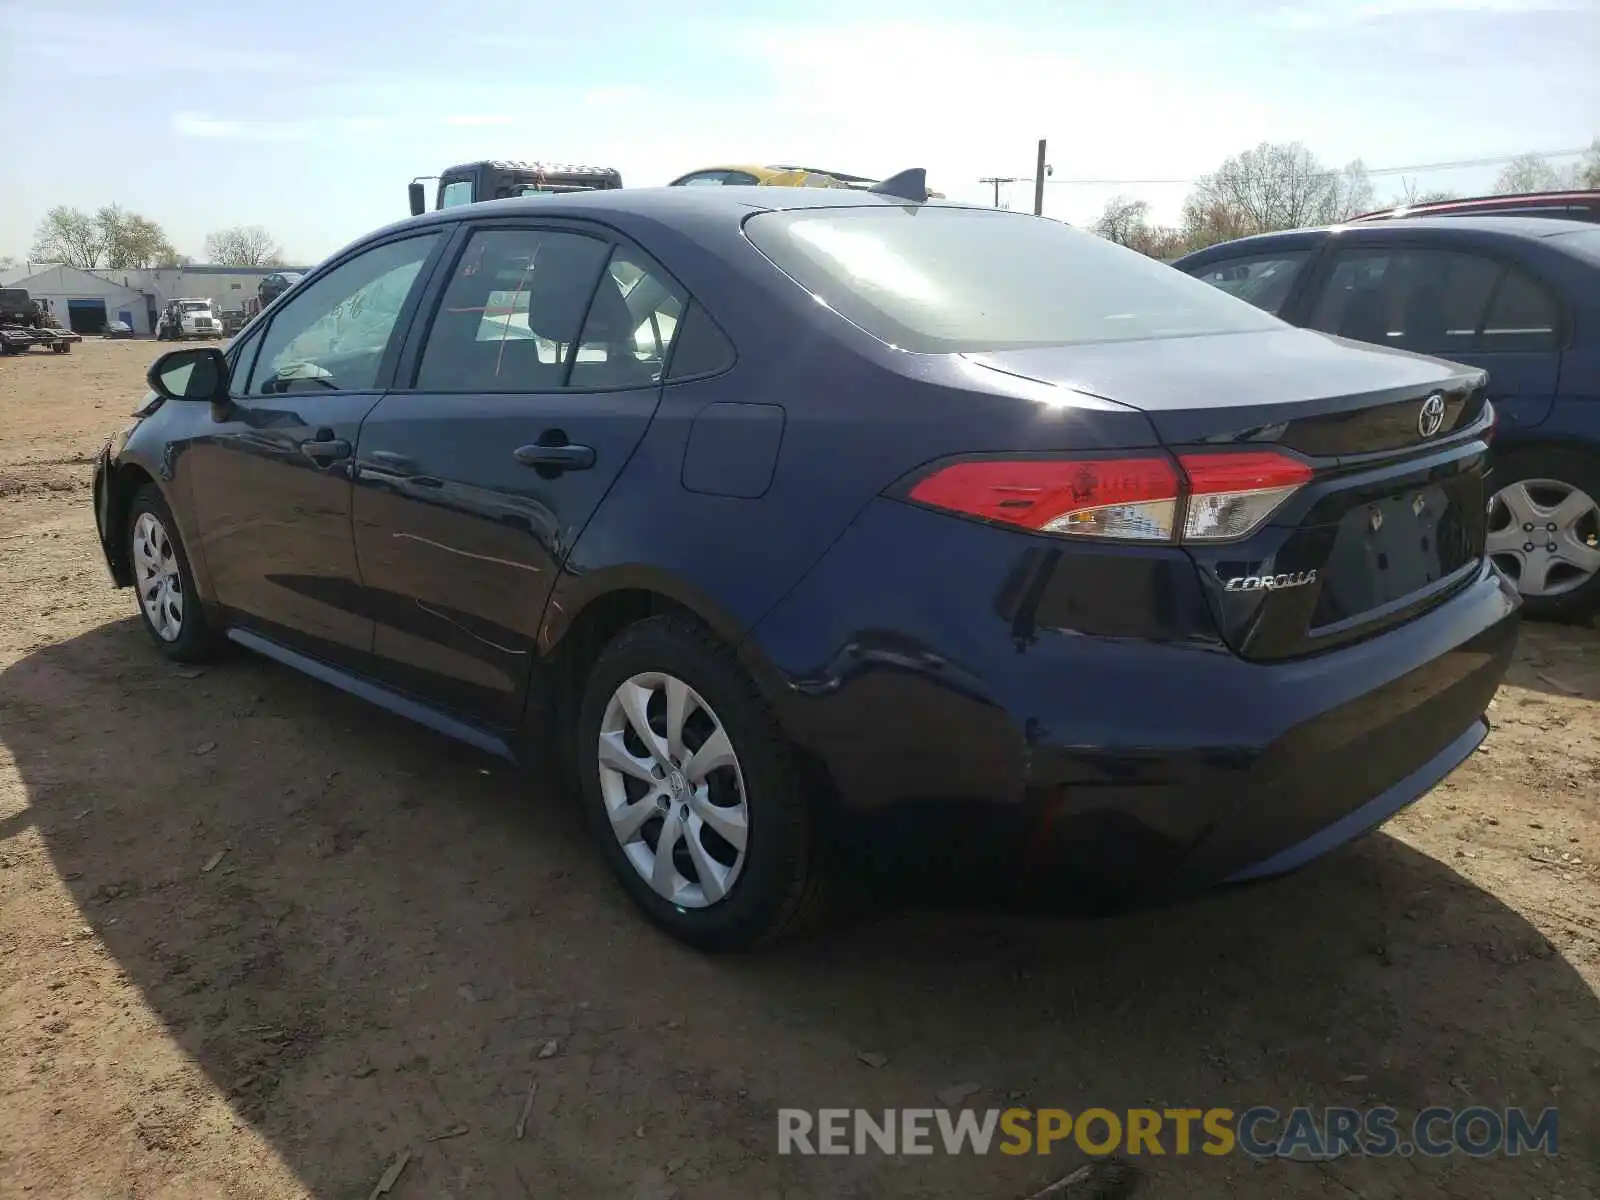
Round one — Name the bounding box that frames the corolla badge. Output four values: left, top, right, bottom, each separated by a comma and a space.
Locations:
1223, 569, 1320, 593
1418, 392, 1446, 438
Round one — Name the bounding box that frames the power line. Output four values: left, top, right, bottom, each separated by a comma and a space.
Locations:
987, 146, 1591, 189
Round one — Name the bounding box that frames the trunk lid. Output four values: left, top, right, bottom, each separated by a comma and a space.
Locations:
968, 329, 1494, 661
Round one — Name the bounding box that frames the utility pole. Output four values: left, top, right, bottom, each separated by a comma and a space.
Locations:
978, 176, 1019, 208
1033, 140, 1049, 216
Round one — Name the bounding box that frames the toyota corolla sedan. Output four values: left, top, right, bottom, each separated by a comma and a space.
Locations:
91, 179, 1519, 951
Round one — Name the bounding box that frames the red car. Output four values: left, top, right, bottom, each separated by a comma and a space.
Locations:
1353, 189, 1600, 225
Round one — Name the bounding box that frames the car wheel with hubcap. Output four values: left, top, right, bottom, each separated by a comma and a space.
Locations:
126, 484, 221, 661
577, 614, 833, 951
1486, 449, 1600, 622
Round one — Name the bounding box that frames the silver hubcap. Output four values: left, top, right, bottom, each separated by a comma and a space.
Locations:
597, 672, 748, 909
132, 511, 184, 641
1487, 478, 1600, 598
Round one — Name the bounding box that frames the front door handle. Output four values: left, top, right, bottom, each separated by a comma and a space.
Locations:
301, 435, 352, 463
514, 442, 595, 471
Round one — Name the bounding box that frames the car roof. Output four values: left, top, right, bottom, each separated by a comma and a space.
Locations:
369, 184, 986, 241
1175, 215, 1597, 262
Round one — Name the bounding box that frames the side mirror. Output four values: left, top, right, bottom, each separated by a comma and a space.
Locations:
147, 346, 229, 402
408, 182, 426, 217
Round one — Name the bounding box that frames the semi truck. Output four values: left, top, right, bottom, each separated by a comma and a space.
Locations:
408, 161, 624, 215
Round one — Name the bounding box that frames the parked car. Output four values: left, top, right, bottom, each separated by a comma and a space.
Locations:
92, 184, 1517, 950
103, 319, 135, 339
1174, 217, 1600, 621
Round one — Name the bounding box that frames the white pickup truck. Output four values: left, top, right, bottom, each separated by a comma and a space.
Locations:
156, 298, 223, 341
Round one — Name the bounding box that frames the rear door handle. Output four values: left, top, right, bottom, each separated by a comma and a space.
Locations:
514, 442, 595, 471
301, 436, 352, 463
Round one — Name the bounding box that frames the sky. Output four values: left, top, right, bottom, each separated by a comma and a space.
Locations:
1, 0, 1597, 266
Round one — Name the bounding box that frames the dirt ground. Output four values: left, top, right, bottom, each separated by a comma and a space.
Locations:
1, 339, 1597, 1200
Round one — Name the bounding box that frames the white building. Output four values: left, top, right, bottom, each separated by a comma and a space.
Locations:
3, 264, 152, 335
2, 262, 312, 336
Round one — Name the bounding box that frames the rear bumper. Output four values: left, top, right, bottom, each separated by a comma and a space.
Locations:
746, 497, 1520, 899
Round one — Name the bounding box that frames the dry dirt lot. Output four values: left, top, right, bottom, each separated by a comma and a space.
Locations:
1, 339, 1598, 1200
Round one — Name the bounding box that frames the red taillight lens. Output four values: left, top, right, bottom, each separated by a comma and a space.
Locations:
908, 457, 1182, 541
1177, 451, 1313, 542
905, 449, 1312, 544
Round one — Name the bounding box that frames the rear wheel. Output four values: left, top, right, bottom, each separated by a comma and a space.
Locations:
126, 485, 222, 662
1487, 448, 1600, 622
577, 615, 833, 951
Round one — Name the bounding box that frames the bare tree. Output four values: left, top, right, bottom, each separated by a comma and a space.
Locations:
0, 254, 17, 272
204, 226, 283, 268
97, 205, 178, 270
1327, 159, 1375, 222
1394, 177, 1459, 208
1093, 196, 1153, 247
1493, 153, 1565, 195
30, 206, 104, 268
1185, 142, 1331, 235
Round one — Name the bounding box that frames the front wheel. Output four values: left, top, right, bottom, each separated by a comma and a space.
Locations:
1487, 448, 1600, 622
126, 485, 222, 661
577, 615, 834, 951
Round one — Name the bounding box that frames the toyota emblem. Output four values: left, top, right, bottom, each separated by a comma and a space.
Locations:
1418, 392, 1446, 438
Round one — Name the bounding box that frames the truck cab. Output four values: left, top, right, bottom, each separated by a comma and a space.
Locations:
408, 160, 624, 215
156, 298, 222, 341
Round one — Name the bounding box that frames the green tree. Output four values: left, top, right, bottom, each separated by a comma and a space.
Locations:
1493, 153, 1564, 194
97, 205, 179, 270
30, 206, 104, 268
1576, 137, 1600, 190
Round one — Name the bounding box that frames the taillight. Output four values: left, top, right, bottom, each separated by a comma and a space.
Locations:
1177, 451, 1313, 542
904, 448, 1312, 544
907, 457, 1182, 541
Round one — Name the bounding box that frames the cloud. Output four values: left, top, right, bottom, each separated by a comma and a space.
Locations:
171, 113, 392, 143
445, 114, 517, 127
1266, 0, 1588, 27
583, 86, 649, 108
1, 9, 302, 77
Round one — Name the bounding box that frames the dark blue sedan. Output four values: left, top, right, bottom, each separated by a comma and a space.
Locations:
92, 185, 1518, 950
1175, 216, 1600, 621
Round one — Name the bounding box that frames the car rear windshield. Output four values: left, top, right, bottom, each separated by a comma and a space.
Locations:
743, 206, 1283, 353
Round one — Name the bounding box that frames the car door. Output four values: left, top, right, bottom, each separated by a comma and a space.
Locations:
1301, 237, 1563, 435
351, 222, 687, 728
183, 231, 446, 669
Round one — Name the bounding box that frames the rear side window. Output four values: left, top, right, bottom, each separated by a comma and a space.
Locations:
743, 207, 1283, 353
1185, 251, 1311, 315
666, 303, 736, 379
414, 228, 610, 392
1308, 248, 1501, 357
1482, 269, 1561, 353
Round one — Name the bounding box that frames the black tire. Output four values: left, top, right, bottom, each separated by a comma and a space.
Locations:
125, 484, 223, 662
576, 614, 836, 952
1488, 447, 1600, 623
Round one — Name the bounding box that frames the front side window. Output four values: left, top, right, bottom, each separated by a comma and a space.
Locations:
1186, 251, 1312, 315
440, 179, 475, 208
414, 228, 610, 391
251, 234, 439, 394
1307, 247, 1502, 356
744, 207, 1284, 353
569, 249, 688, 388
